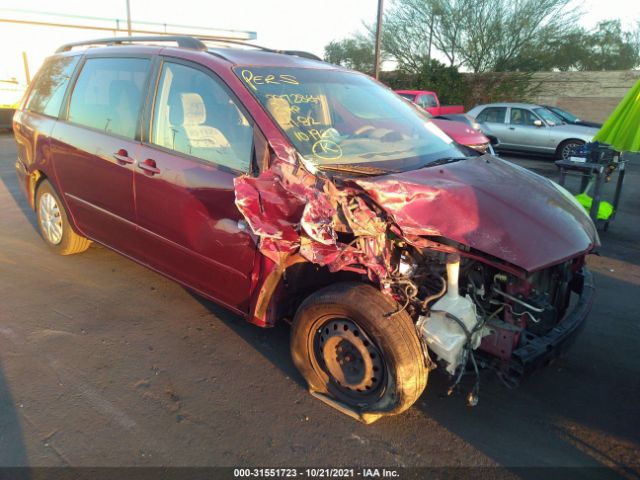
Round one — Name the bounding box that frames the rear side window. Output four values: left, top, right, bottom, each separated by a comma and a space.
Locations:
68, 57, 150, 138
417, 94, 437, 108
476, 107, 507, 124
151, 62, 253, 172
25, 56, 79, 117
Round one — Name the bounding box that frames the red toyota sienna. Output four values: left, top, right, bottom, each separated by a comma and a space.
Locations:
14, 36, 597, 423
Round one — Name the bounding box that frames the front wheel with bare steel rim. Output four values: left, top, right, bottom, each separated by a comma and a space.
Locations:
35, 180, 91, 255
290, 282, 427, 422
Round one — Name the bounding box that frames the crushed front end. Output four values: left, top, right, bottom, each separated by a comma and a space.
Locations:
384, 242, 595, 401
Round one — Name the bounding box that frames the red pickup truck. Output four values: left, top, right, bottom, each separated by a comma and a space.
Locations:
396, 89, 464, 116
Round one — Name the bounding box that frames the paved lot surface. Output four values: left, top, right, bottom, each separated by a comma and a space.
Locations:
1, 131, 639, 477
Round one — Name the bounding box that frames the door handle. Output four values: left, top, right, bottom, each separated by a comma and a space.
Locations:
113, 149, 135, 164
508, 127, 515, 130
137, 159, 161, 176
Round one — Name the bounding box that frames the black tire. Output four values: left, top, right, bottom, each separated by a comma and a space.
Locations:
290, 282, 427, 420
35, 179, 91, 255
557, 139, 585, 160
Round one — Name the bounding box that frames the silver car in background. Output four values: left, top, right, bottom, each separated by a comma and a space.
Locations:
467, 103, 599, 159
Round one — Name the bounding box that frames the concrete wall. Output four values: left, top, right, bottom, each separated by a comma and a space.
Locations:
530, 70, 640, 123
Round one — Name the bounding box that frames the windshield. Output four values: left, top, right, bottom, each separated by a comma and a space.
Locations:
533, 107, 564, 126
397, 92, 417, 103
550, 106, 579, 123
234, 67, 466, 170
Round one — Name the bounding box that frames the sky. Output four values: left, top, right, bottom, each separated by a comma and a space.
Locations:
1, 0, 639, 84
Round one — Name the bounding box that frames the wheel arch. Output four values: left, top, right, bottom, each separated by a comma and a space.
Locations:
27, 169, 46, 209
249, 256, 371, 328
555, 138, 585, 158
33, 174, 87, 241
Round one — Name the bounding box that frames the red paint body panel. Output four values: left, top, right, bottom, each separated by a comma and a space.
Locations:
134, 144, 257, 311
430, 118, 490, 147
354, 157, 599, 272
50, 122, 143, 258
12, 110, 56, 203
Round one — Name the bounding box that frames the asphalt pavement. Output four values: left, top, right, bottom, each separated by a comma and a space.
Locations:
0, 132, 638, 478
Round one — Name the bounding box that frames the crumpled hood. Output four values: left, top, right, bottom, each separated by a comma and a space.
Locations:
354, 156, 599, 272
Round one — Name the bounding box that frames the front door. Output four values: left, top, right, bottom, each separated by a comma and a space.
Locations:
507, 107, 550, 152
134, 59, 257, 312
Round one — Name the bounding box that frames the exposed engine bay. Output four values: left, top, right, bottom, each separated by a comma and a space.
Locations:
386, 243, 588, 404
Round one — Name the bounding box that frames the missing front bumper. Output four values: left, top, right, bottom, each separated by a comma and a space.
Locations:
509, 267, 595, 377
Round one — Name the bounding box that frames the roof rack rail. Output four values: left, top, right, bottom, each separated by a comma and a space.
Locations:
55, 35, 323, 62
277, 50, 322, 61
198, 37, 322, 61
56, 35, 207, 53
201, 38, 321, 60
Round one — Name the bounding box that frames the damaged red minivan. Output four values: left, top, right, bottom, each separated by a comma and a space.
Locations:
14, 36, 598, 423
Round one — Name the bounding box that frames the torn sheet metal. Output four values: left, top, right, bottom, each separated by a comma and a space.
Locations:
235, 148, 599, 291
234, 150, 394, 283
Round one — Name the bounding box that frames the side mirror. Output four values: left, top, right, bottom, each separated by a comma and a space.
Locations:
533, 119, 544, 128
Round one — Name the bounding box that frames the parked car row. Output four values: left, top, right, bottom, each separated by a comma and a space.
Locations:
398, 96, 495, 154
467, 103, 600, 159
396, 89, 602, 160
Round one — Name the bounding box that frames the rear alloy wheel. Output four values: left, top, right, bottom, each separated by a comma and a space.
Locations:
35, 180, 91, 255
291, 282, 427, 423
557, 139, 585, 160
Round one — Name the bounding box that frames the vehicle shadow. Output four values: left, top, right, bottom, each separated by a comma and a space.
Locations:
187, 292, 304, 387
0, 358, 30, 473
0, 134, 38, 233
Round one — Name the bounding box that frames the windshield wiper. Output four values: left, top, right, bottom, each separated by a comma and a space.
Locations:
428, 156, 469, 167
316, 164, 394, 176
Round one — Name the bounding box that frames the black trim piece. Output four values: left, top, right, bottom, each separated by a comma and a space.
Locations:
140, 55, 162, 144
510, 267, 595, 376
56, 36, 207, 53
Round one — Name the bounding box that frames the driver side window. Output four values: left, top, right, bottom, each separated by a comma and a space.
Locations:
510, 108, 537, 126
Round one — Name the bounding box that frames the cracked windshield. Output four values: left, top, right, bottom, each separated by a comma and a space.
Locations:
236, 67, 464, 168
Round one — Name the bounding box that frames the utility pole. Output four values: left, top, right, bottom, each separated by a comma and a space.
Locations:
427, 10, 434, 66
22, 52, 31, 84
126, 0, 132, 36
374, 0, 384, 79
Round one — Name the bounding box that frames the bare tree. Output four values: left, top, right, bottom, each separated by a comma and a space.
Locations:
379, 0, 432, 72
375, 0, 580, 73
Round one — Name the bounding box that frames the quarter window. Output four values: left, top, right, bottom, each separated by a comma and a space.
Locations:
151, 62, 253, 172
25, 56, 79, 117
476, 107, 507, 124
67, 57, 150, 138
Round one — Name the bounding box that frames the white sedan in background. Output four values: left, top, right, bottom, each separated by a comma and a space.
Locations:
467, 103, 599, 159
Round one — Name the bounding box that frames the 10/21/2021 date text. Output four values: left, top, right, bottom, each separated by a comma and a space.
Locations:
233, 468, 400, 478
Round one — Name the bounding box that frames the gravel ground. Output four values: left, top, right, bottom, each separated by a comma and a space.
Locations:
0, 131, 638, 478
